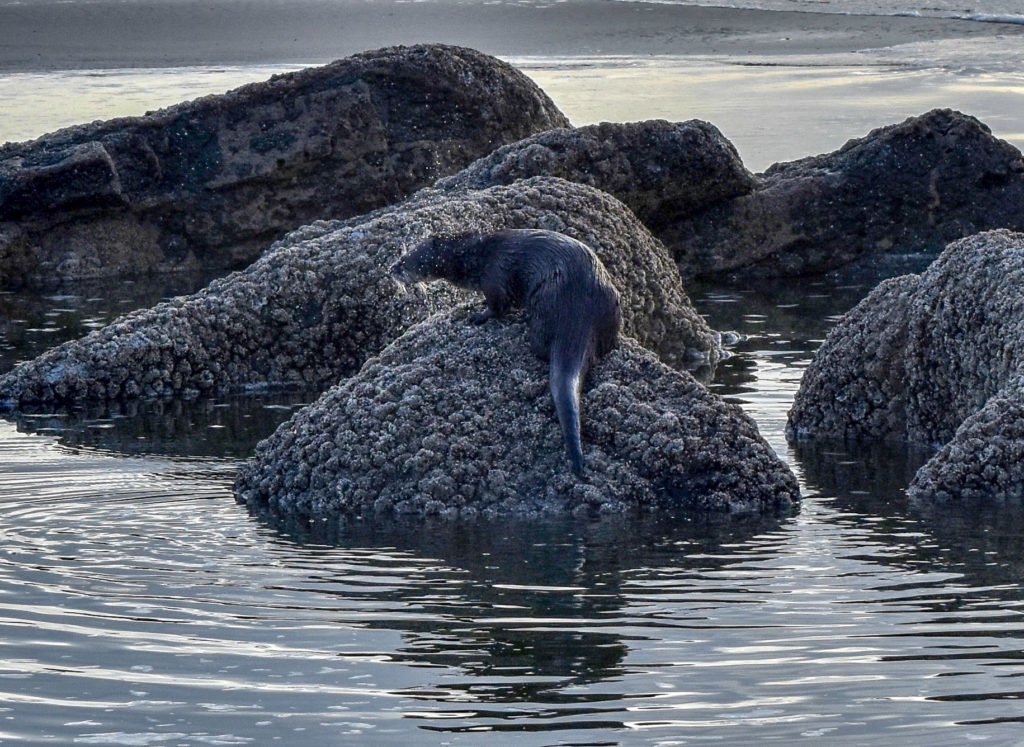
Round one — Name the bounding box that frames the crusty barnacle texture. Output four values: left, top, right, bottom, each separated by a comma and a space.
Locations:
0, 177, 719, 408
788, 229, 1024, 501
235, 309, 799, 519
436, 119, 756, 233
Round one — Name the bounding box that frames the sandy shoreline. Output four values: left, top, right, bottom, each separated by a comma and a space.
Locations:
1, 0, 1022, 72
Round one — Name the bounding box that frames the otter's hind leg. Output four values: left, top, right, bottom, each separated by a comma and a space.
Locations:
527, 315, 552, 361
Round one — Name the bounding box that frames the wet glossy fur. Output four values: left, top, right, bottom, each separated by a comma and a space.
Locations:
391, 228, 622, 475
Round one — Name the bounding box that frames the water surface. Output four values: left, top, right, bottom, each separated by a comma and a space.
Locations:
2, 260, 1023, 745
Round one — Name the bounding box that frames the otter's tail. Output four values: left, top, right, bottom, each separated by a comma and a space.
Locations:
549, 334, 593, 476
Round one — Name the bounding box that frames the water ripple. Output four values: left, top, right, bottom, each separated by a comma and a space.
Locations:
0, 274, 1023, 743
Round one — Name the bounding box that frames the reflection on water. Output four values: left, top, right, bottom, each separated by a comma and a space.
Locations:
0, 270, 222, 374
1, 262, 1024, 743
10, 393, 310, 460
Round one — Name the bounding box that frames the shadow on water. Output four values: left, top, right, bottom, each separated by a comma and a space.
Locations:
792, 436, 1024, 723
0, 270, 222, 372
253, 507, 786, 709
692, 252, 937, 390
3, 392, 310, 459
796, 434, 1024, 605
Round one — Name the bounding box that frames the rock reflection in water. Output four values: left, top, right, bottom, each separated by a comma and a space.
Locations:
0, 271, 219, 372
798, 436, 1024, 590
5, 392, 309, 459
257, 509, 782, 703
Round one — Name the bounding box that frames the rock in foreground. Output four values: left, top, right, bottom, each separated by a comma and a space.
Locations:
665, 109, 1024, 278
0, 44, 568, 287
236, 310, 799, 519
0, 177, 718, 408
787, 229, 1024, 501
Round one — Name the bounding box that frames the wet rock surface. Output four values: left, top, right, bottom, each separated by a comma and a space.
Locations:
0, 44, 568, 287
788, 229, 1024, 501
436, 119, 756, 235
235, 309, 799, 519
0, 177, 719, 408
665, 109, 1024, 278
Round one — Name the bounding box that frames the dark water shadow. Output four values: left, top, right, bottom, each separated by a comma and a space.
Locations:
691, 252, 936, 388
795, 437, 1024, 586
249, 506, 787, 699
3, 392, 309, 460
0, 271, 223, 373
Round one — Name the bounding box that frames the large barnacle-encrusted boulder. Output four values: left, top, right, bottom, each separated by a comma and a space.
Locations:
0, 177, 718, 408
788, 229, 1024, 501
0, 44, 568, 287
235, 309, 799, 519
664, 109, 1024, 278
435, 119, 756, 233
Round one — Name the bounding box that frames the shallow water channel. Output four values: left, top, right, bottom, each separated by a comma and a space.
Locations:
1, 259, 1023, 745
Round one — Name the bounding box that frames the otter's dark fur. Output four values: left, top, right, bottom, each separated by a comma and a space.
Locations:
391, 228, 622, 475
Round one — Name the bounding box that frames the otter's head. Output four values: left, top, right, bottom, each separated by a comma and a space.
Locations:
390, 233, 480, 287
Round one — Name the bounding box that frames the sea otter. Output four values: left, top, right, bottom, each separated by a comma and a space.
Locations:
391, 228, 622, 475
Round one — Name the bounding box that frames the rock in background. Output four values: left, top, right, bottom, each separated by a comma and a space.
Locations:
235, 309, 799, 519
0, 44, 568, 287
787, 229, 1024, 501
663, 109, 1024, 278
0, 177, 719, 408
435, 119, 756, 238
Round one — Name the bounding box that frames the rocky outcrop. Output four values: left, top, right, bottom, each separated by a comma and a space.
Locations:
0, 44, 568, 287
436, 119, 756, 234
787, 229, 1024, 501
0, 177, 719, 408
664, 109, 1024, 278
235, 309, 799, 519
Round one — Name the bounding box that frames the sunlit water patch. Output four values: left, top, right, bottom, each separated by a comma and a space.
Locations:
515, 53, 1024, 171
1, 264, 1024, 743
0, 65, 306, 148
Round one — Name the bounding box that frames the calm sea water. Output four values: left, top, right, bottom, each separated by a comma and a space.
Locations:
2, 255, 1024, 745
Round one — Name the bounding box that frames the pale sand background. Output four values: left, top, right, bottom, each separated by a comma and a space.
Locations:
1, 0, 1021, 71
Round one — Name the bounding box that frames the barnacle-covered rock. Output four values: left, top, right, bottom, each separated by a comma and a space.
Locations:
666, 109, 1024, 278
436, 119, 756, 233
235, 309, 798, 519
788, 229, 1024, 502
0, 177, 718, 408
0, 44, 568, 287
